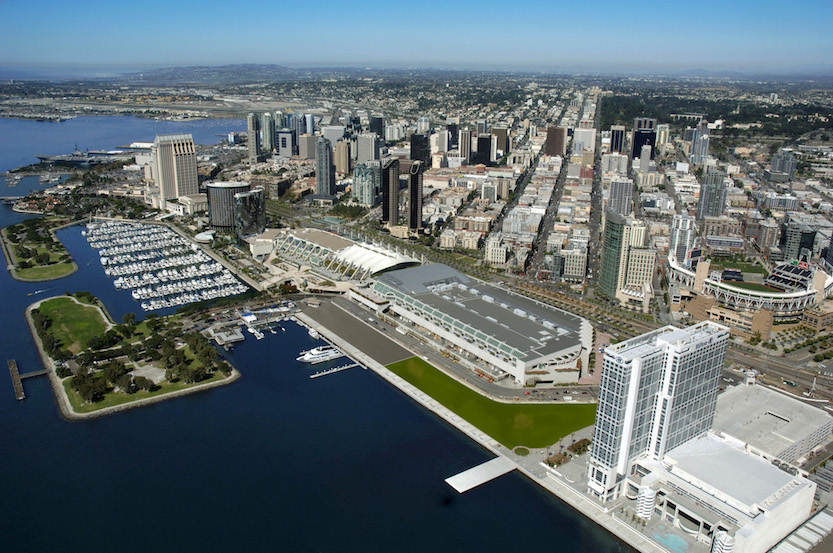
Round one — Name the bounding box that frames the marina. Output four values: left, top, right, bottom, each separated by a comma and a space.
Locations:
296, 345, 344, 364
309, 363, 359, 379
84, 220, 247, 311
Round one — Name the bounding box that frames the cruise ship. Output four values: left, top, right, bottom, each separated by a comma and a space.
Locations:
296, 345, 343, 364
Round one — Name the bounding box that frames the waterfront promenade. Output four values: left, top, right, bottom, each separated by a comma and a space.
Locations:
294, 307, 670, 553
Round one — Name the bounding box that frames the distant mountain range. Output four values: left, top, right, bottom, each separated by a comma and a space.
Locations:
122, 64, 302, 84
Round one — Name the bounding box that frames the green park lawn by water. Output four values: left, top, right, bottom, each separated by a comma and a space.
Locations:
386, 357, 597, 448
38, 296, 109, 354
16, 259, 75, 280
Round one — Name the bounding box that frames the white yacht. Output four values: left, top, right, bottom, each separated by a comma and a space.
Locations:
296, 345, 342, 364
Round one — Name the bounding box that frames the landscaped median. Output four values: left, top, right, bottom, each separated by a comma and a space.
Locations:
385, 357, 597, 449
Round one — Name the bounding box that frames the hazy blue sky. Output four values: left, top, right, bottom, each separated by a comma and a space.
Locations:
2, 0, 832, 75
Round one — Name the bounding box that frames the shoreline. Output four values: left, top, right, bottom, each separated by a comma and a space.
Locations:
0, 219, 79, 282
25, 296, 241, 421
295, 310, 669, 553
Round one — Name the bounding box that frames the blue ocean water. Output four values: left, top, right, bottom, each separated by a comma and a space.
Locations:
0, 121, 631, 552
0, 115, 244, 173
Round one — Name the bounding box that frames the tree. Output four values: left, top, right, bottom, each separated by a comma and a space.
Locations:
122, 312, 136, 326
133, 376, 155, 391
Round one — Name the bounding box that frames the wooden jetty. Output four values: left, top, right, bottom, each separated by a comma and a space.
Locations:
8, 360, 25, 400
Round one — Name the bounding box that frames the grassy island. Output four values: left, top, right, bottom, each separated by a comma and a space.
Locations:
386, 357, 597, 448
30, 292, 237, 417
2, 218, 77, 281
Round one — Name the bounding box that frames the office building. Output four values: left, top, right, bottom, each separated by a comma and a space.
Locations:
206, 181, 250, 229
315, 137, 335, 196
447, 122, 459, 148
780, 214, 817, 262
322, 125, 346, 145
335, 140, 350, 174
276, 130, 294, 158
474, 133, 495, 165
769, 149, 798, 181
546, 126, 567, 157
247, 113, 261, 163
430, 131, 449, 155
416, 117, 431, 134
410, 133, 430, 165
459, 129, 472, 163
261, 112, 275, 153
599, 210, 647, 299
406, 160, 424, 230
573, 128, 596, 154
357, 132, 381, 164
381, 157, 400, 225
304, 113, 315, 135
610, 125, 626, 154
696, 168, 727, 220
669, 213, 697, 265
234, 186, 266, 240
631, 117, 657, 159
298, 134, 317, 160
369, 116, 385, 138
287, 113, 301, 154
151, 134, 198, 206
353, 161, 381, 206
608, 177, 634, 216
372, 263, 592, 385
587, 321, 730, 502
476, 119, 488, 135
492, 127, 509, 155
655, 124, 669, 148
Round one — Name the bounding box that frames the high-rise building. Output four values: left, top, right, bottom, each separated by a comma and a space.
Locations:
276, 130, 294, 158
609, 125, 626, 154
334, 139, 350, 174
410, 133, 430, 165
631, 117, 657, 159
545, 126, 567, 157
416, 117, 431, 134
381, 157, 400, 225
315, 137, 335, 196
655, 124, 670, 148
247, 113, 261, 163
406, 160, 424, 230
322, 125, 346, 145
690, 120, 710, 165
369, 116, 385, 138
430, 130, 449, 155
599, 210, 647, 298
353, 161, 381, 207
152, 134, 198, 206
669, 213, 697, 265
234, 186, 266, 240
473, 133, 495, 165
586, 321, 729, 502
287, 113, 301, 155
261, 112, 275, 153
696, 168, 727, 220
304, 113, 315, 136
459, 129, 472, 163
491, 127, 509, 155
608, 177, 634, 216
770, 149, 798, 181
298, 134, 317, 160
357, 132, 381, 165
573, 128, 596, 154
639, 144, 652, 173
447, 122, 459, 148
476, 119, 488, 135
206, 181, 250, 229
780, 214, 817, 262
273, 111, 286, 128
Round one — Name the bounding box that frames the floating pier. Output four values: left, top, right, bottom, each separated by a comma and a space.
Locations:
8, 360, 25, 400
445, 457, 517, 493
310, 363, 358, 379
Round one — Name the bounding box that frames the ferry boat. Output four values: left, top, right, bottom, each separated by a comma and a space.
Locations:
296, 345, 343, 364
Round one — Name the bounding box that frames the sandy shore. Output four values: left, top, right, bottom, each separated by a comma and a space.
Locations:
25, 296, 240, 421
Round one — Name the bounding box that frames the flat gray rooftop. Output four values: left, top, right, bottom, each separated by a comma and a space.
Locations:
376, 264, 586, 361
713, 384, 832, 459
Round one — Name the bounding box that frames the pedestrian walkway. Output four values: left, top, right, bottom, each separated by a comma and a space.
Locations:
770, 509, 833, 553
445, 457, 516, 493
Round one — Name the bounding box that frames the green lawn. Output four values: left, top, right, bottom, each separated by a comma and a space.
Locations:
38, 296, 109, 354
16, 261, 76, 280
726, 281, 779, 292
386, 357, 597, 448
62, 370, 227, 413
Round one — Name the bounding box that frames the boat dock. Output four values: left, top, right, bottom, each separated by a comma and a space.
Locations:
8, 360, 25, 400
310, 363, 358, 379
445, 457, 517, 493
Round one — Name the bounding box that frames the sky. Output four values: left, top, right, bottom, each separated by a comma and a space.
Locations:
2, 0, 832, 77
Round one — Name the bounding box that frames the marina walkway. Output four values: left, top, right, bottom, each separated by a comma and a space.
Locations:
445, 457, 516, 493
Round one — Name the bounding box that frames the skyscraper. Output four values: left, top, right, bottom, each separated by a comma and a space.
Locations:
598, 210, 647, 298
631, 117, 657, 159
690, 120, 710, 165
476, 119, 488, 135
491, 127, 509, 155
410, 133, 430, 165
276, 130, 294, 158
206, 181, 250, 229
357, 132, 381, 164
152, 134, 198, 206
381, 157, 400, 225
234, 186, 266, 240
473, 133, 494, 165
655, 124, 670, 148
669, 213, 696, 265
406, 160, 424, 230
545, 126, 567, 157
608, 177, 634, 216
353, 161, 381, 207
247, 113, 261, 164
323, 125, 346, 145
770, 149, 798, 181
315, 137, 335, 196
780, 214, 817, 262
459, 129, 472, 163
287, 113, 301, 155
447, 122, 459, 148
369, 116, 385, 138
609, 125, 626, 153
334, 140, 350, 174
696, 168, 727, 220
416, 117, 431, 134
261, 112, 275, 154
586, 321, 729, 502
304, 113, 315, 136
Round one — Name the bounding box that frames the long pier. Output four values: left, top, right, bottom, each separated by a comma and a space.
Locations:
310, 363, 358, 379
8, 360, 25, 400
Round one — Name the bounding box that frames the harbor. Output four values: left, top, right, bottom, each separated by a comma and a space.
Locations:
85, 220, 248, 311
